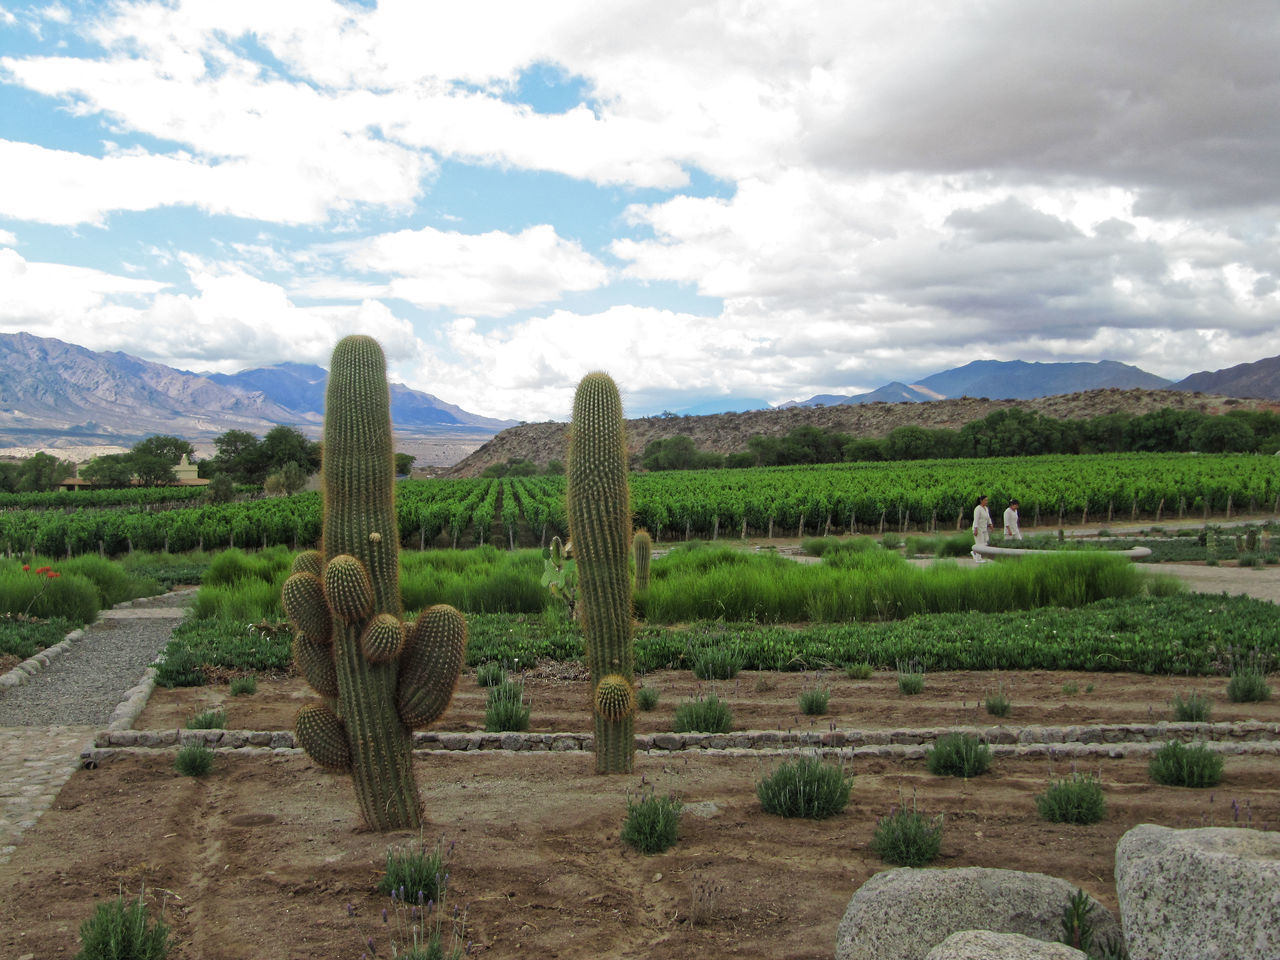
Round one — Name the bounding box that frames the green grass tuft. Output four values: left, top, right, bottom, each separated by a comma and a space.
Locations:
186, 709, 226, 730
174, 744, 214, 777
756, 755, 851, 819
672, 692, 733, 733
620, 791, 682, 854
76, 888, 170, 960
926, 733, 992, 778
1148, 741, 1223, 788
1036, 772, 1106, 824
870, 804, 943, 866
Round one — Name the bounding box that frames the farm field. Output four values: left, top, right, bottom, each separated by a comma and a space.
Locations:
3, 750, 1278, 959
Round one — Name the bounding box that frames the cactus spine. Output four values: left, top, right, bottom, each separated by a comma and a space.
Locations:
633, 529, 652, 592
566, 372, 634, 773
281, 336, 466, 830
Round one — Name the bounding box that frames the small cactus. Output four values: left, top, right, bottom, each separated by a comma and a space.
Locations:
281, 336, 466, 831
633, 529, 652, 592
567, 372, 635, 774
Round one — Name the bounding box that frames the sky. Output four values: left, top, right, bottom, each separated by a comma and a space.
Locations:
1, 1, 1278, 423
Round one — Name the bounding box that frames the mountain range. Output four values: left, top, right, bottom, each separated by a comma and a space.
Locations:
0, 332, 514, 457
1, 331, 1278, 465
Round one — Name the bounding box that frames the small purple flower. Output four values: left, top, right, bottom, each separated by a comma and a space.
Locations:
382, 907, 388, 923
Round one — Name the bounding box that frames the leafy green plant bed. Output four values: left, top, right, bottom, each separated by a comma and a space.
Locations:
0, 616, 76, 662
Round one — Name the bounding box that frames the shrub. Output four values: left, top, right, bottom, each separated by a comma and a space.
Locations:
798, 687, 830, 715
897, 671, 924, 695
1170, 691, 1211, 722
483, 680, 530, 732
845, 662, 873, 680
174, 744, 213, 777
0, 617, 74, 661
672, 693, 733, 733
926, 733, 992, 778
0, 564, 100, 626
229, 675, 257, 696
76, 888, 170, 960
186, 709, 226, 730
984, 689, 1011, 717
378, 837, 449, 902
756, 755, 851, 819
475, 661, 506, 687
870, 804, 943, 866
1227, 668, 1272, 703
60, 555, 162, 607
692, 646, 743, 680
620, 791, 682, 854
153, 647, 207, 688
636, 685, 660, 711
1148, 741, 1223, 788
1036, 772, 1106, 824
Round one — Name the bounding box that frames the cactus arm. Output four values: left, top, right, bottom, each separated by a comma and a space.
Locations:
398, 605, 468, 728
567, 372, 635, 774
633, 529, 652, 592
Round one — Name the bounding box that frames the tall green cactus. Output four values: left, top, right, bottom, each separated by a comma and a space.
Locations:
566, 372, 634, 773
633, 529, 652, 592
281, 335, 466, 830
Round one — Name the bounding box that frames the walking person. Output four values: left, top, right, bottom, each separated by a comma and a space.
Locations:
972, 495, 993, 562
1003, 498, 1023, 541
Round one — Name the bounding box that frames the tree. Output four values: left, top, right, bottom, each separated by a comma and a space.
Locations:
1190, 417, 1255, 453
18, 452, 74, 492
544, 459, 565, 475
262, 426, 321, 474
131, 452, 177, 487
264, 460, 307, 495
843, 438, 885, 461
209, 430, 268, 484
883, 426, 938, 460
394, 453, 416, 476
80, 454, 136, 488
205, 472, 235, 503
132, 434, 194, 465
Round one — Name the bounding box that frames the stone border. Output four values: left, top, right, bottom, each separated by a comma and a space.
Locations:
82, 720, 1280, 767
0, 589, 196, 690
0, 628, 85, 689
975, 544, 1153, 560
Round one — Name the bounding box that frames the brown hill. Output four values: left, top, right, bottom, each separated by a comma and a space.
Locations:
447, 388, 1278, 477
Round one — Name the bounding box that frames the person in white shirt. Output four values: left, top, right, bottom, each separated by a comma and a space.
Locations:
1003, 499, 1022, 541
972, 495, 992, 562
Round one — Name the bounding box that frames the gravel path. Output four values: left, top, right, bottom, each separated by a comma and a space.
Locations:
0, 590, 194, 728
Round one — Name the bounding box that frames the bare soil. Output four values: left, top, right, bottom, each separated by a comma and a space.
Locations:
3, 749, 1278, 960
136, 667, 1280, 735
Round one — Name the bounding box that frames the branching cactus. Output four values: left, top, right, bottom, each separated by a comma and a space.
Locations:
633, 529, 652, 592
281, 335, 466, 830
567, 372, 635, 773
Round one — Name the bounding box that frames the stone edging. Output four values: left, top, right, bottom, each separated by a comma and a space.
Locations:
82, 721, 1280, 767
0, 590, 193, 690
0, 628, 85, 688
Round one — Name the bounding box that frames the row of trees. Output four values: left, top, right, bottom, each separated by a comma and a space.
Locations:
639, 407, 1280, 471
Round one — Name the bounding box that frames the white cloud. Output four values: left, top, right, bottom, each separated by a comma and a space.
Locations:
336, 224, 608, 316
0, 228, 16, 246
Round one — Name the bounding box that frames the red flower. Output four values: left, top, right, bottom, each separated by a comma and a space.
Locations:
35, 566, 51, 574
22, 564, 29, 571
47, 571, 60, 579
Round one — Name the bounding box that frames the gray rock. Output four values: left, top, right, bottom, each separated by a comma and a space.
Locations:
926, 930, 1087, 960
1115, 824, 1280, 960
835, 867, 1119, 960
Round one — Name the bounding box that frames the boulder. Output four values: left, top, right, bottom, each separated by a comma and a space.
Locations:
1115, 824, 1280, 960
926, 930, 1087, 960
835, 867, 1119, 960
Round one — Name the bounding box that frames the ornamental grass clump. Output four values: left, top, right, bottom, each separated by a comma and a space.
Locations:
756, 755, 851, 819
897, 669, 924, 695
474, 661, 505, 687
1227, 667, 1272, 703
636, 685, 659, 711
229, 675, 257, 696
620, 791, 682, 854
186, 709, 226, 729
378, 836, 450, 904
984, 688, 1011, 717
1171, 691, 1212, 722
798, 686, 830, 715
75, 887, 170, 960
1149, 741, 1223, 788
926, 733, 992, 778
692, 646, 743, 680
871, 802, 943, 866
174, 743, 214, 777
672, 692, 733, 733
845, 662, 873, 680
483, 680, 530, 732
1036, 772, 1106, 824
